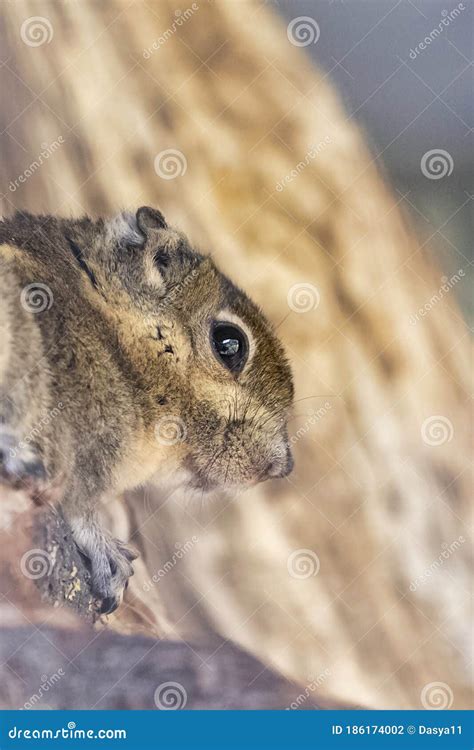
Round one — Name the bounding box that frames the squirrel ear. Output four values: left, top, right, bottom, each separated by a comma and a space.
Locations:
136, 206, 167, 234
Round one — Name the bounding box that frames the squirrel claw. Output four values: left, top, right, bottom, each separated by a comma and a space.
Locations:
69, 518, 137, 614
99, 596, 120, 616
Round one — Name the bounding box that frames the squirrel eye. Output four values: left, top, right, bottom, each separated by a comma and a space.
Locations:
211, 322, 249, 374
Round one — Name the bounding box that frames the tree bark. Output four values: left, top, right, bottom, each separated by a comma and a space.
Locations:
0, 485, 337, 710
32, 506, 101, 622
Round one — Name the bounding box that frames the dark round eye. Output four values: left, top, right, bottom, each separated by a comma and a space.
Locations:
211, 322, 249, 374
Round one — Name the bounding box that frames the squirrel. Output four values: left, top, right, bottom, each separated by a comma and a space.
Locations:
0, 207, 294, 613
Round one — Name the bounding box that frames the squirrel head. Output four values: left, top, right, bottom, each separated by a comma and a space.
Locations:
79, 206, 294, 494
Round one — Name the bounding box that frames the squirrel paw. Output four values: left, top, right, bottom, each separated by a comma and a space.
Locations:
70, 519, 138, 614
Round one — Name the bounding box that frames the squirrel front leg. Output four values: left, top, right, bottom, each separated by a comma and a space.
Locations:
61, 479, 137, 614
0, 424, 136, 614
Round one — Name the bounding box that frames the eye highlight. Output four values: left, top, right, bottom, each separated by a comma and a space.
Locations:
211, 321, 249, 374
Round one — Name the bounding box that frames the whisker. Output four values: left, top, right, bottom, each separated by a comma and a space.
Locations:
202, 444, 226, 482
287, 412, 324, 421
223, 451, 232, 486
293, 394, 339, 403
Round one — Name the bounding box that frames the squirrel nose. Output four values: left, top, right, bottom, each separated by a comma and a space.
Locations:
264, 445, 294, 479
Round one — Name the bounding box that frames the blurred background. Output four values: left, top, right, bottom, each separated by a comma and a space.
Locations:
1, 0, 472, 710
277, 0, 473, 321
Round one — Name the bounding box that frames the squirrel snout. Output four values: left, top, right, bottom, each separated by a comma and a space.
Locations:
264, 443, 293, 480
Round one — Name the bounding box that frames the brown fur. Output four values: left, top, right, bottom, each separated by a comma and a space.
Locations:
0, 207, 293, 611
